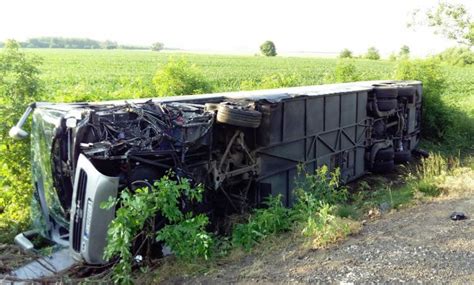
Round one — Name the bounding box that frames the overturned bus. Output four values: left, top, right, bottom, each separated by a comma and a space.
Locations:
11, 80, 422, 267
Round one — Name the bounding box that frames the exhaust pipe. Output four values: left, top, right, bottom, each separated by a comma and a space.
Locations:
9, 103, 36, 140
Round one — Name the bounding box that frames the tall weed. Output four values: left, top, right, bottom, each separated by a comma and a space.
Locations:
231, 195, 290, 251
409, 153, 460, 196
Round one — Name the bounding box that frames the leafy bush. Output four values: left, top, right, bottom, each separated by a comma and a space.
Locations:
231, 166, 353, 252
298, 203, 351, 248
260, 41, 277, 57
240, 73, 300, 90
394, 58, 453, 140
292, 166, 354, 248
339, 48, 353, 59
324, 60, 361, 83
102, 174, 210, 284
435, 47, 474, 66
364, 47, 380, 60
232, 195, 290, 250
334, 60, 360, 82
0, 40, 43, 242
153, 59, 212, 96
293, 165, 348, 219
157, 214, 213, 261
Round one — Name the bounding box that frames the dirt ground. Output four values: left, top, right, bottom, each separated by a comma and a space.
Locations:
173, 175, 474, 284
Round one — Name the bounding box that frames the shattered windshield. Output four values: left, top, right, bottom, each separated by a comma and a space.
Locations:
31, 108, 69, 230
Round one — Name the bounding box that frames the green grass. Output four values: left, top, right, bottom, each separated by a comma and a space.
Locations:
28, 49, 395, 101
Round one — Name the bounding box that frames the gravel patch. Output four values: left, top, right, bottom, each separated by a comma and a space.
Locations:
179, 193, 473, 284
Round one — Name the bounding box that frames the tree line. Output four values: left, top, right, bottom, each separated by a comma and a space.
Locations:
0, 37, 163, 50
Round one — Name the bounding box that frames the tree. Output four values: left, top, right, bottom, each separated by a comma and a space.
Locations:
364, 47, 380, 60
410, 2, 473, 47
436, 46, 474, 66
101, 40, 118, 49
260, 41, 277, 57
339, 48, 353, 59
399, 45, 410, 59
151, 42, 164, 51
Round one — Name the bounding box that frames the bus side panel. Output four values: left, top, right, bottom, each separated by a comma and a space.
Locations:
256, 91, 369, 206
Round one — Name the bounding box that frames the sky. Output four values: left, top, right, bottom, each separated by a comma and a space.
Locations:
1, 0, 473, 57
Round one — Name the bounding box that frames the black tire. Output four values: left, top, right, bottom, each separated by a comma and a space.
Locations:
216, 103, 262, 128
377, 99, 398, 111
394, 151, 412, 164
375, 148, 394, 161
374, 86, 398, 100
372, 160, 395, 173
397, 85, 416, 103
397, 85, 416, 98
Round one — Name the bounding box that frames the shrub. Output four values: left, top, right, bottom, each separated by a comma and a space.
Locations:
0, 40, 43, 242
324, 60, 361, 83
293, 165, 349, 219
231, 167, 356, 252
232, 195, 290, 250
260, 41, 277, 57
364, 47, 380, 60
298, 203, 351, 248
435, 47, 474, 66
394, 58, 451, 140
156, 214, 214, 261
102, 174, 210, 284
153, 59, 212, 96
339, 48, 353, 59
293, 166, 354, 248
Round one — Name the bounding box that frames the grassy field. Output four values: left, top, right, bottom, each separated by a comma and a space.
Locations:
32, 49, 394, 99
30, 49, 474, 115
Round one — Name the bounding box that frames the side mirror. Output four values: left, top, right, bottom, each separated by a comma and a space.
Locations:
9, 103, 36, 140
9, 126, 29, 139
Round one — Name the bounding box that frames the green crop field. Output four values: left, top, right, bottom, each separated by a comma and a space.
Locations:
32, 49, 393, 99
30, 49, 474, 115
